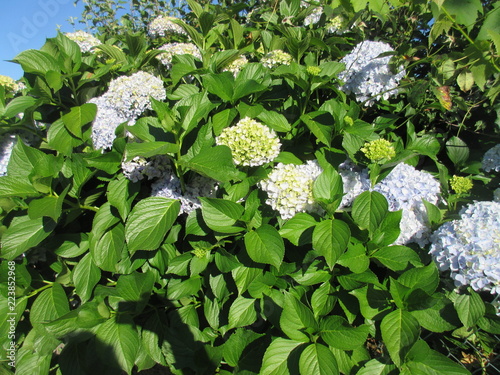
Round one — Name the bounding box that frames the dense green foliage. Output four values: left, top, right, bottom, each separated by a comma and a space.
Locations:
1, 0, 499, 374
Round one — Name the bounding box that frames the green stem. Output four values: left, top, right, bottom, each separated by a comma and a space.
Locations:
17, 282, 53, 304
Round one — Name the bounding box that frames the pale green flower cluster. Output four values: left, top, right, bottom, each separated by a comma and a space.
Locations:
223, 56, 248, 76
148, 16, 186, 38
326, 16, 349, 34
261, 50, 293, 69
361, 139, 396, 162
216, 117, 281, 167
306, 66, 321, 76
449, 175, 473, 195
0, 75, 18, 92
259, 160, 323, 220
65, 31, 101, 52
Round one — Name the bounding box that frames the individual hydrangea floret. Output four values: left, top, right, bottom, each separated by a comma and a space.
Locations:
481, 144, 500, 173
259, 160, 323, 220
216, 117, 281, 167
360, 139, 396, 163
429, 201, 500, 294
148, 16, 186, 38
65, 31, 101, 52
156, 43, 202, 68
338, 159, 371, 209
223, 56, 248, 76
449, 175, 473, 195
261, 50, 293, 69
151, 168, 218, 215
339, 41, 405, 106
89, 71, 166, 149
304, 7, 323, 26
373, 163, 441, 246
122, 155, 170, 182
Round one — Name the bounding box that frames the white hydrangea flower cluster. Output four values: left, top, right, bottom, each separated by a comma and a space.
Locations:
261, 50, 293, 69
65, 31, 101, 52
304, 7, 323, 26
223, 56, 248, 76
338, 159, 371, 209
339, 41, 405, 106
373, 163, 441, 246
122, 155, 170, 183
0, 134, 17, 176
429, 201, 500, 294
90, 71, 166, 149
151, 168, 219, 215
481, 144, 500, 173
148, 16, 186, 38
259, 160, 323, 220
216, 117, 281, 167
156, 43, 202, 68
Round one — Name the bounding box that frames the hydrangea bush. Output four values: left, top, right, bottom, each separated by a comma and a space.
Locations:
1, 0, 500, 374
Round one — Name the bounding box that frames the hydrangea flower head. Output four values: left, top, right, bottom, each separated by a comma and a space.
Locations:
156, 43, 202, 68
326, 16, 349, 35
65, 31, 101, 52
338, 159, 371, 209
216, 117, 281, 167
151, 169, 218, 215
0, 75, 19, 92
306, 66, 321, 76
223, 56, 248, 76
374, 162, 442, 246
261, 50, 293, 69
122, 155, 170, 182
259, 160, 323, 219
360, 139, 396, 163
481, 144, 500, 173
449, 175, 473, 195
148, 16, 186, 38
339, 41, 405, 106
429, 201, 500, 294
304, 7, 323, 26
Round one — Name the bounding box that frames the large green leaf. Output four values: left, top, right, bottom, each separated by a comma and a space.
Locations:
200, 197, 244, 233
116, 272, 155, 314
30, 283, 69, 325
181, 145, 240, 182
380, 309, 420, 367
280, 292, 318, 342
312, 219, 350, 269
279, 213, 317, 246
203, 73, 234, 102
62, 103, 97, 138
228, 296, 257, 329
124, 141, 179, 160
320, 316, 370, 350
260, 337, 303, 375
398, 263, 439, 295
1, 216, 56, 260
403, 340, 470, 374
372, 246, 423, 271
356, 358, 398, 375
244, 224, 285, 269
446, 136, 469, 167
352, 191, 388, 234
454, 289, 486, 328
2, 96, 37, 118
107, 175, 140, 221
313, 165, 343, 213
125, 197, 180, 254
73, 253, 101, 303
223, 328, 264, 367
95, 315, 139, 374
299, 343, 339, 375
13, 49, 60, 74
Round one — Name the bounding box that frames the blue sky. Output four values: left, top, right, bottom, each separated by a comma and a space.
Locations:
0, 0, 85, 79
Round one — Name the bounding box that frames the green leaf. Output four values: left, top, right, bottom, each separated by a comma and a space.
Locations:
442, 0, 483, 31
337, 243, 370, 273
107, 175, 140, 221
454, 289, 486, 328
200, 197, 244, 233
301, 112, 333, 146
124, 141, 179, 161
3, 96, 36, 118
352, 191, 388, 234
257, 110, 291, 132
232, 265, 262, 295
311, 282, 336, 318
28, 194, 64, 222
261, 338, 303, 375
62, 103, 97, 138
398, 263, 439, 295
203, 73, 234, 102
280, 292, 318, 342
84, 151, 122, 174
223, 329, 264, 367
299, 343, 339, 375
320, 316, 370, 350
0, 176, 40, 197
228, 296, 257, 329
91, 223, 125, 272
446, 136, 469, 167
279, 213, 317, 246
181, 145, 240, 182
73, 253, 101, 303
403, 340, 470, 374
30, 283, 69, 325
356, 358, 398, 375
95, 315, 139, 374
380, 309, 420, 367
125, 197, 180, 254
13, 49, 60, 74
1, 216, 56, 260
313, 165, 343, 213
372, 246, 423, 271
244, 225, 285, 269
116, 272, 155, 314
312, 219, 350, 269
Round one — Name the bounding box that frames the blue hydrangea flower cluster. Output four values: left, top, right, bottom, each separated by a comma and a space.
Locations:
482, 144, 500, 173
429, 201, 500, 294
373, 162, 441, 246
339, 40, 405, 106
89, 71, 166, 149
122, 155, 171, 183
337, 159, 371, 209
